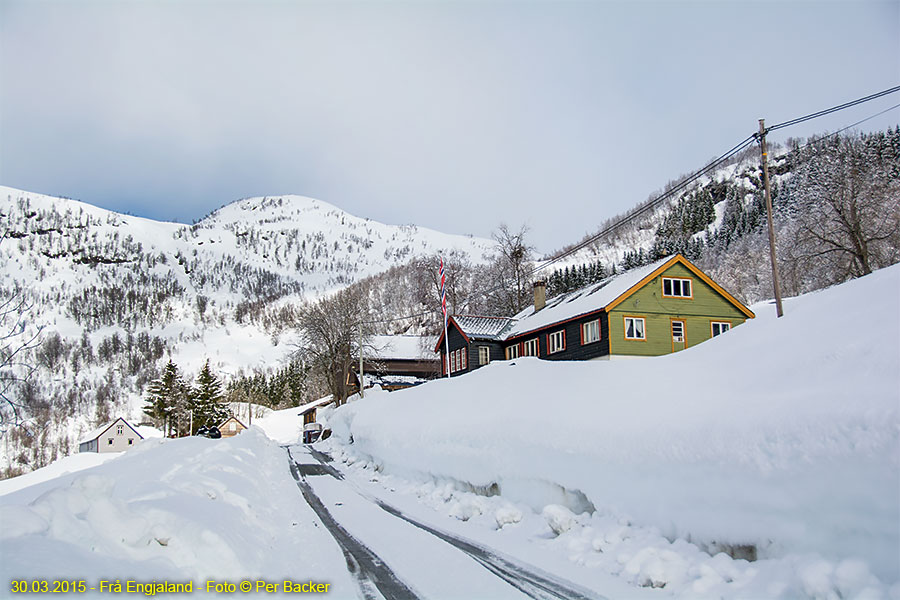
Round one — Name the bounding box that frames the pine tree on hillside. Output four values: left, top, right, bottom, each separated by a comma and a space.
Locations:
192, 360, 228, 430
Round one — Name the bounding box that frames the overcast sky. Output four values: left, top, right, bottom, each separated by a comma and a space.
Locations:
1, 0, 898, 253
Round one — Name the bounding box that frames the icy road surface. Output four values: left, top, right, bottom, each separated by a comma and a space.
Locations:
286, 444, 608, 600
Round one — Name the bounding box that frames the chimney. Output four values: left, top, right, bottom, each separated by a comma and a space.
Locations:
533, 280, 546, 312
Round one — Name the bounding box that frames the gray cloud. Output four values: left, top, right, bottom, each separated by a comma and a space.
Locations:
2, 0, 898, 251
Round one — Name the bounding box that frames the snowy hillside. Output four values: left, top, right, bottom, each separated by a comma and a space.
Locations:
327, 264, 900, 593
1, 267, 896, 599
0, 185, 492, 471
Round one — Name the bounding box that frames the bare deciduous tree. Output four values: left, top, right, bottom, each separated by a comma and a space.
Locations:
295, 286, 369, 406
0, 287, 42, 437
787, 134, 900, 287
487, 224, 535, 314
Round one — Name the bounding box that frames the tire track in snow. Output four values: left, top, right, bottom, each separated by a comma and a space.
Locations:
286, 448, 422, 600
303, 446, 607, 600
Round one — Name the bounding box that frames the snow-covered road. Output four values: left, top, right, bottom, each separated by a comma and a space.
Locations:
286, 444, 606, 600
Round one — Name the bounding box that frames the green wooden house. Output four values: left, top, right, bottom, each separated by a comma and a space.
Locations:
435, 254, 755, 373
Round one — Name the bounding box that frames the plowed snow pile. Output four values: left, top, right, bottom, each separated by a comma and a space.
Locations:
330, 264, 900, 592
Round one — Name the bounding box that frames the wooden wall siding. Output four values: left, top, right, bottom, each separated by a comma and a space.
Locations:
503, 313, 611, 361
443, 325, 483, 376
473, 342, 506, 366
609, 263, 747, 356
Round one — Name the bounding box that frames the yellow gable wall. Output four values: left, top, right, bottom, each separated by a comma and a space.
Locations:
608, 262, 748, 357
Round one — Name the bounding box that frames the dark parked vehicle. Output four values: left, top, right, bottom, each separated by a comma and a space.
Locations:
195, 425, 221, 439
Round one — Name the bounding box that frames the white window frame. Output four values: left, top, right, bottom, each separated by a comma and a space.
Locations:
116, 424, 124, 435
711, 321, 731, 337
671, 320, 685, 343
450, 347, 467, 373
505, 344, 519, 360
478, 346, 490, 366
662, 277, 693, 298
582, 319, 600, 344
624, 316, 646, 340
547, 330, 565, 354
522, 338, 539, 357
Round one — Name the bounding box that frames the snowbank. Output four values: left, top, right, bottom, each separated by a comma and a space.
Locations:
0, 428, 354, 595
329, 265, 900, 584
0, 452, 122, 497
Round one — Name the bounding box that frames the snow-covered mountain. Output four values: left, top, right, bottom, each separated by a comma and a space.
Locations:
0, 186, 492, 470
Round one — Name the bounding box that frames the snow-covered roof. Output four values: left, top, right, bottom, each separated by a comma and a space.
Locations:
453, 315, 515, 340
219, 416, 247, 428
368, 335, 438, 360
78, 417, 143, 445
435, 254, 753, 350
297, 395, 337, 416
504, 257, 671, 338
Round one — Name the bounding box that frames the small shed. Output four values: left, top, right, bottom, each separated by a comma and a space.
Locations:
297, 396, 336, 426
79, 417, 144, 453
218, 416, 247, 438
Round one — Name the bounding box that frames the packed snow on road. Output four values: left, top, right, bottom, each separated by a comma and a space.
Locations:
1, 265, 897, 598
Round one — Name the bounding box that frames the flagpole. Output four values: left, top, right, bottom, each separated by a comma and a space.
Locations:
440, 257, 451, 378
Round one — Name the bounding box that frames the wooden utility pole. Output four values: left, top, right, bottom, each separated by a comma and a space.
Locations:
758, 119, 784, 318
358, 322, 364, 399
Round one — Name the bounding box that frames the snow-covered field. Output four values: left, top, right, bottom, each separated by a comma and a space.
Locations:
1, 265, 897, 598
326, 263, 900, 595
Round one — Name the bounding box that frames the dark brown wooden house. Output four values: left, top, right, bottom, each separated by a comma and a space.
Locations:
348, 335, 441, 392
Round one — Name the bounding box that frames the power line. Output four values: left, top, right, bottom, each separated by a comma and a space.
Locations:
784, 101, 900, 155
356, 90, 900, 327
767, 85, 900, 133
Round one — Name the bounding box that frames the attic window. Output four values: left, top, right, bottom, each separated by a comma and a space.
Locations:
662, 277, 693, 298
116, 425, 124, 435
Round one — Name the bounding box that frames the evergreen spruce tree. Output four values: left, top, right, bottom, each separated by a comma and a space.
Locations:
143, 359, 187, 437
193, 359, 228, 431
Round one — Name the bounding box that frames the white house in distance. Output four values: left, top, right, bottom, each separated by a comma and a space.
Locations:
78, 417, 144, 453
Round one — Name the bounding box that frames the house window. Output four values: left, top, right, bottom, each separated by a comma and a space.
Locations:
107, 438, 113, 445
450, 348, 467, 373
711, 321, 731, 337
662, 277, 693, 298
522, 338, 539, 357
547, 330, 565, 354
478, 346, 490, 365
582, 319, 600, 344
672, 320, 685, 343
505, 344, 519, 360
128, 439, 134, 445
228, 422, 236, 432
624, 317, 646, 340
116, 425, 124, 435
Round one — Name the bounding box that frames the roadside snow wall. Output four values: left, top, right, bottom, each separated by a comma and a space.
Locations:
330, 264, 900, 583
